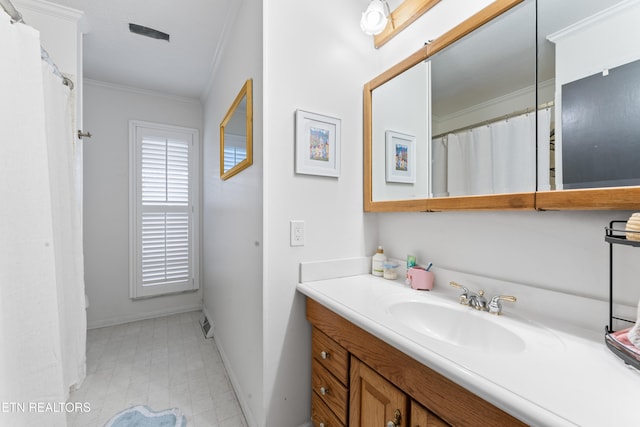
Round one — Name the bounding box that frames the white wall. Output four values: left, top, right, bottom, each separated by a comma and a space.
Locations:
83, 80, 203, 329
379, 210, 640, 305
201, 0, 263, 425
262, 1, 382, 425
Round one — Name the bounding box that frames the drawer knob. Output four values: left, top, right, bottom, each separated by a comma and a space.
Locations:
320, 350, 329, 359
319, 423, 325, 427
320, 386, 329, 395
387, 408, 402, 427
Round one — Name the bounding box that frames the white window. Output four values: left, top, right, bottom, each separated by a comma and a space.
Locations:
129, 121, 199, 298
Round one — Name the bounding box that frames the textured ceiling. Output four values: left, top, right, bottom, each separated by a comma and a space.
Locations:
48, 0, 235, 99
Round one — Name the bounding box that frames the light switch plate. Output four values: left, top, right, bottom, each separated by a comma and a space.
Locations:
290, 220, 305, 246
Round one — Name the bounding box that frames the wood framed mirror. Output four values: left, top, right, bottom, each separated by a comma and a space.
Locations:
364, 0, 529, 212
220, 79, 253, 180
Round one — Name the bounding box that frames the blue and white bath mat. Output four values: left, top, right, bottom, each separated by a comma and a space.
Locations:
104, 405, 186, 427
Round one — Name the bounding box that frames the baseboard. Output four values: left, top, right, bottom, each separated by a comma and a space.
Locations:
87, 303, 203, 329
212, 327, 258, 427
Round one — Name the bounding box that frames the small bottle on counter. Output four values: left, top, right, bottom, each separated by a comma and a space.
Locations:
371, 246, 386, 277
383, 262, 399, 280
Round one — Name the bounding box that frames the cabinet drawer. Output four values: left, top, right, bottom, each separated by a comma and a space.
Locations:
312, 391, 345, 427
312, 359, 348, 423
312, 328, 349, 385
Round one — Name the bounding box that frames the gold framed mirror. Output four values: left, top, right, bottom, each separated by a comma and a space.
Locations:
220, 78, 253, 180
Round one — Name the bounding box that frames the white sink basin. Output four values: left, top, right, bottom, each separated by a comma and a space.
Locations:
388, 301, 527, 354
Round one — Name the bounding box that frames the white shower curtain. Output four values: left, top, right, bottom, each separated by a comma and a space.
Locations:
443, 112, 537, 196
431, 136, 449, 197
537, 108, 552, 191
468, 125, 493, 195
492, 113, 536, 194
42, 59, 87, 398
446, 132, 471, 196
0, 10, 85, 426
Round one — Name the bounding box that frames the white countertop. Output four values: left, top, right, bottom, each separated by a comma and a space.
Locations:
297, 274, 640, 427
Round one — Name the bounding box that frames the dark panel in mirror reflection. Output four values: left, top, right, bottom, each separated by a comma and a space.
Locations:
561, 59, 640, 190
537, 0, 637, 195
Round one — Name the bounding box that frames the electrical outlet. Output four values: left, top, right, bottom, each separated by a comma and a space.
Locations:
290, 220, 305, 246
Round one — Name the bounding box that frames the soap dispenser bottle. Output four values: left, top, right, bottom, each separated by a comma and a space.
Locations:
372, 246, 386, 277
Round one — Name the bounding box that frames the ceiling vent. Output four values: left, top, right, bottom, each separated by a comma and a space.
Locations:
129, 23, 170, 42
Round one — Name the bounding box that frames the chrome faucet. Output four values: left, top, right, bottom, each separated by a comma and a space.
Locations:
487, 295, 517, 315
449, 281, 516, 315
467, 290, 487, 311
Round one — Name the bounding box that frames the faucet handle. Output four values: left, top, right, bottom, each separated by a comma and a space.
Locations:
449, 281, 470, 305
488, 295, 517, 315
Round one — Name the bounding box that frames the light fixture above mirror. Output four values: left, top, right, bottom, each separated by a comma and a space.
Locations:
361, 0, 442, 48
360, 0, 390, 35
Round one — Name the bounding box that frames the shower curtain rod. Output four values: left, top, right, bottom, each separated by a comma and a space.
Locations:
1, 0, 74, 90
432, 101, 554, 140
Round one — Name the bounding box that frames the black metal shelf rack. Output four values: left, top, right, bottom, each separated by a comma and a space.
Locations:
604, 220, 640, 370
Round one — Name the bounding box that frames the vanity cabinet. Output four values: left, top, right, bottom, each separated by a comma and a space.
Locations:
307, 297, 527, 427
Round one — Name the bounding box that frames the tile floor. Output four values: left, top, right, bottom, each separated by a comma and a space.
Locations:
67, 311, 247, 427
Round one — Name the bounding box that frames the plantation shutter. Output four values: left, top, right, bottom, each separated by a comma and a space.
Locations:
140, 137, 190, 286
130, 122, 199, 298
223, 145, 247, 173
222, 134, 247, 173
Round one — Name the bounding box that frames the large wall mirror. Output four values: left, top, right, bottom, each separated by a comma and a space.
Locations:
364, 0, 640, 212
220, 79, 253, 180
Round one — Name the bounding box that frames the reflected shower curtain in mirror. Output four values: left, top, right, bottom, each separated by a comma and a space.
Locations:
431, 136, 448, 197
0, 11, 85, 426
440, 113, 537, 196
537, 108, 552, 191
491, 113, 536, 194
446, 132, 471, 196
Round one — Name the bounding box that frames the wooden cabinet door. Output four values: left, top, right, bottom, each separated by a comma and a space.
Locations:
410, 400, 449, 427
350, 356, 407, 427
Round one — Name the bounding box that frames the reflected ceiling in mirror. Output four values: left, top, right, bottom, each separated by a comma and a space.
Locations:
430, 0, 536, 198
220, 79, 253, 180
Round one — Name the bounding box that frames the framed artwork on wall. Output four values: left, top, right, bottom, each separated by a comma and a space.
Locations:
295, 110, 341, 178
385, 130, 416, 183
